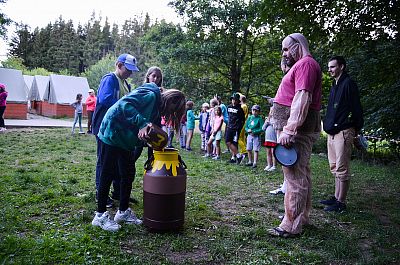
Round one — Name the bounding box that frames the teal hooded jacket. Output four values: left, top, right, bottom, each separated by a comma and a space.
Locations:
97, 83, 161, 151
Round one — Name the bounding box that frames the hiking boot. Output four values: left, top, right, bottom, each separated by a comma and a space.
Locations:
324, 201, 346, 212
319, 196, 337, 206
92, 211, 121, 232
114, 208, 142, 225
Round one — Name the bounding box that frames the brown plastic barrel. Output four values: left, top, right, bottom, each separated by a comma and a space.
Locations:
143, 148, 187, 231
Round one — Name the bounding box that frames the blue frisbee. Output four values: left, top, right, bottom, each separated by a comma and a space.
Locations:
273, 144, 298, 167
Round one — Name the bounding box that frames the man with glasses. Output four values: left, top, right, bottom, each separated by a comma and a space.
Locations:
92, 54, 140, 208
268, 33, 322, 238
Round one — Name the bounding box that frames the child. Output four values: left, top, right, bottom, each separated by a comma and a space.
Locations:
262, 107, 277, 171
179, 112, 187, 149
0, 83, 8, 132
244, 105, 264, 168
144, 66, 163, 88
199, 103, 210, 151
166, 119, 175, 148
185, 101, 196, 151
206, 106, 224, 160
93, 84, 186, 232
71, 93, 84, 134
226, 93, 245, 164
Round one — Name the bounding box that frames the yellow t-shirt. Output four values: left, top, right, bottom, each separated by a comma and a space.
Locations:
114, 72, 130, 99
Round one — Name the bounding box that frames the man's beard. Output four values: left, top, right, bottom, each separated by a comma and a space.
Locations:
284, 55, 296, 68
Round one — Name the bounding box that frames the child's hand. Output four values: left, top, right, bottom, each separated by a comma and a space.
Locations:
138, 123, 152, 140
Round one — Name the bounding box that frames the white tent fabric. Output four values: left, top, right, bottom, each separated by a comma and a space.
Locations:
23, 75, 34, 97
28, 75, 50, 101
44, 74, 90, 104
0, 68, 28, 103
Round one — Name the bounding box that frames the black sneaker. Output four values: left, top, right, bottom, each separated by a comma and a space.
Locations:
229, 158, 236, 164
319, 196, 337, 205
236, 155, 243, 165
324, 201, 346, 212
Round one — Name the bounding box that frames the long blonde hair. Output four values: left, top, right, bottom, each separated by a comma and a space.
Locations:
160, 89, 186, 132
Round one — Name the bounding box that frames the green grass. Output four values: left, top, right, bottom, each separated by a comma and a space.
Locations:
0, 128, 399, 264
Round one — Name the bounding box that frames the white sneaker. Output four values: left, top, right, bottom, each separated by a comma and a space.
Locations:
203, 153, 210, 158
264, 165, 271, 171
92, 211, 121, 232
114, 208, 142, 225
267, 166, 276, 172
212, 155, 220, 160
269, 187, 284, 195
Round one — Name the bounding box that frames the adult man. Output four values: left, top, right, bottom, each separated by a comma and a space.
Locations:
92, 54, 139, 207
226, 93, 245, 164
321, 56, 364, 212
268, 33, 322, 238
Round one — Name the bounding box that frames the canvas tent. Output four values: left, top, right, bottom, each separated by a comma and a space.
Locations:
42, 74, 90, 118
28, 75, 50, 114
23, 75, 34, 97
0, 68, 28, 119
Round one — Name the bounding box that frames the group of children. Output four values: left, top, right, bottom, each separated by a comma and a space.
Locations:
177, 94, 279, 172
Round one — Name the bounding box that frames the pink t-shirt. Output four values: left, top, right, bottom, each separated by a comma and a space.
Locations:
213, 115, 224, 133
274, 55, 322, 110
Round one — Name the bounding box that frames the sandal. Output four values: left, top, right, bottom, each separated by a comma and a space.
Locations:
267, 227, 297, 238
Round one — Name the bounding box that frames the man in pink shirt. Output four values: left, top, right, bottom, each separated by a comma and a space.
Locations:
268, 33, 322, 238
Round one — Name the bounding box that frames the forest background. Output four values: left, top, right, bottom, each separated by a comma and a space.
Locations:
0, 0, 399, 143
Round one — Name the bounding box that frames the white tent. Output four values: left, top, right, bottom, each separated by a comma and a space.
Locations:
23, 75, 34, 97
0, 68, 28, 103
44, 74, 90, 104
28, 75, 50, 101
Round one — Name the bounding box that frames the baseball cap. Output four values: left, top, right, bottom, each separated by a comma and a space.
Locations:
117, 54, 139, 72
230, 92, 240, 101
88, 89, 94, 93
252, 105, 261, 111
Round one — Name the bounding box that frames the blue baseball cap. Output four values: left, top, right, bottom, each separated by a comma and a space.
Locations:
117, 54, 139, 72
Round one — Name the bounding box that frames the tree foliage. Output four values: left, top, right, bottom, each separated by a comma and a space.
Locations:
0, 0, 11, 38
3, 0, 399, 139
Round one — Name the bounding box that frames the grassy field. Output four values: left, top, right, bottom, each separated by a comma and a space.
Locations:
0, 128, 399, 264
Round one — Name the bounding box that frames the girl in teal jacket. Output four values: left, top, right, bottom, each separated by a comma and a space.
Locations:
93, 83, 186, 232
